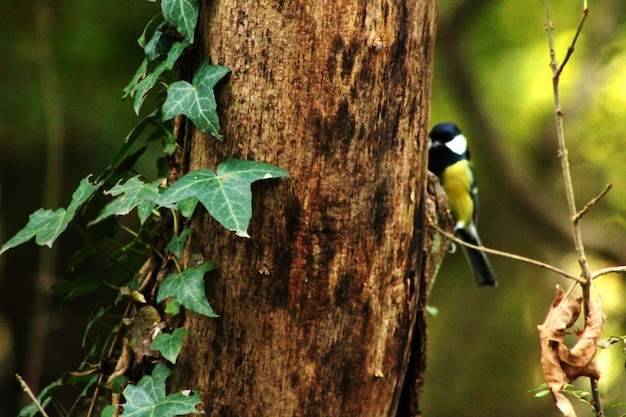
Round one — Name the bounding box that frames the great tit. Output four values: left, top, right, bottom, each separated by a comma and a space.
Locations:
428, 122, 497, 287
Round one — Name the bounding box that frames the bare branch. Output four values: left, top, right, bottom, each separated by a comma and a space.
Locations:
573, 184, 612, 225
556, 6, 589, 80
591, 266, 626, 281
16, 374, 50, 417
545, 0, 602, 415
428, 222, 584, 283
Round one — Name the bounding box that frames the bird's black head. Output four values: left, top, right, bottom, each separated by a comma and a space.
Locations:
429, 122, 462, 144
428, 122, 468, 176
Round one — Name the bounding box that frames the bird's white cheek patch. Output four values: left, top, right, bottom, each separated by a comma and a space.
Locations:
446, 134, 468, 155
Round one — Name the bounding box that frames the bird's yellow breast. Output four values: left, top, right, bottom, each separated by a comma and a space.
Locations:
440, 160, 474, 229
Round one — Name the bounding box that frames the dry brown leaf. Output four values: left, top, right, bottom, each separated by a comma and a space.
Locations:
537, 285, 582, 392
553, 391, 577, 417
107, 338, 131, 385
537, 284, 605, 417
559, 292, 604, 381
126, 305, 162, 362
127, 305, 161, 352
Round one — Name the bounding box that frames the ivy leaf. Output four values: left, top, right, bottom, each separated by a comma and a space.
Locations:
164, 299, 181, 315
165, 227, 193, 259
161, 0, 199, 44
90, 176, 162, 226
144, 22, 172, 61
18, 376, 63, 417
1, 177, 99, 254
151, 328, 189, 364
123, 18, 171, 99
193, 60, 231, 92
178, 197, 198, 219
162, 60, 231, 139
131, 40, 190, 115
82, 305, 110, 347
97, 110, 161, 184
139, 362, 170, 399
122, 388, 202, 417
121, 363, 201, 417
101, 405, 118, 417
160, 160, 289, 237
163, 133, 178, 155
123, 58, 149, 100
157, 262, 217, 317
50, 270, 105, 303
136, 13, 164, 50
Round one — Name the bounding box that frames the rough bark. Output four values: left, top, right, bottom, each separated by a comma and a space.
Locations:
171, 1, 438, 416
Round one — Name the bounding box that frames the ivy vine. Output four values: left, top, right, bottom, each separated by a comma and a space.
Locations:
7, 1, 288, 416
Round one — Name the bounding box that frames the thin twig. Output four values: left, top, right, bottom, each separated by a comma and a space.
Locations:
16, 374, 50, 417
591, 266, 626, 281
86, 301, 133, 417
573, 184, 612, 225
545, 0, 590, 284
590, 379, 603, 417
428, 222, 584, 283
545, 0, 603, 415
556, 7, 589, 80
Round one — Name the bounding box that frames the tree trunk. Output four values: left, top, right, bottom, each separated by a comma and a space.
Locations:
171, 1, 439, 416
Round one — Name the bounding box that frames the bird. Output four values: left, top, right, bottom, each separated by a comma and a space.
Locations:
428, 122, 497, 287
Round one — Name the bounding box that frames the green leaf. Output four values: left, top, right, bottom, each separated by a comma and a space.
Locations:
121, 363, 201, 417
99, 145, 148, 187
101, 405, 118, 417
90, 176, 162, 226
157, 262, 217, 317
144, 22, 171, 61
1, 177, 99, 254
131, 40, 190, 115
178, 197, 198, 219
533, 389, 551, 398
66, 373, 100, 416
51, 270, 105, 303
122, 387, 202, 417
192, 59, 231, 91
18, 376, 63, 417
123, 58, 149, 100
165, 227, 193, 259
69, 216, 117, 271
164, 299, 181, 315
160, 160, 289, 237
161, 0, 199, 43
136, 13, 163, 49
109, 240, 153, 286
82, 305, 110, 347
163, 133, 177, 155
151, 328, 189, 363
138, 201, 158, 225
139, 362, 170, 399
162, 60, 231, 138
110, 375, 129, 394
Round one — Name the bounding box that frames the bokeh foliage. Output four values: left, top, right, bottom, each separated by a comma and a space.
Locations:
425, 0, 626, 416
1, 0, 625, 416
0, 1, 156, 415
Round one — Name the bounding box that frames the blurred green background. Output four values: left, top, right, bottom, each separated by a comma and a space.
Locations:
425, 0, 626, 416
0, 1, 157, 415
1, 0, 625, 416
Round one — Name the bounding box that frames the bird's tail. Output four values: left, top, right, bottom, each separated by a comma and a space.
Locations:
455, 224, 497, 287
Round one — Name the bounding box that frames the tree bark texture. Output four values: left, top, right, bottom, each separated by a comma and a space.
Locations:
171, 1, 439, 416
